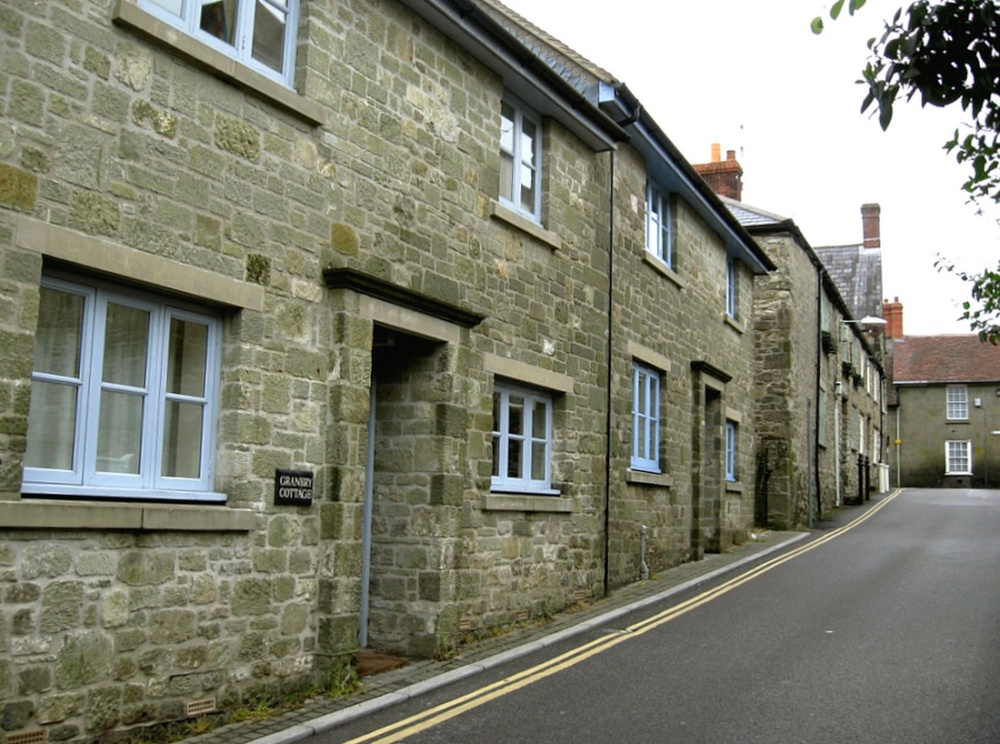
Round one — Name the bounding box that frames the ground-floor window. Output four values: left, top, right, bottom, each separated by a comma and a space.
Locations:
725, 420, 738, 482
631, 361, 661, 473
945, 440, 972, 474
491, 381, 553, 493
22, 273, 223, 501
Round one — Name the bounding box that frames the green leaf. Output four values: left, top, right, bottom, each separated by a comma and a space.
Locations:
830, 0, 846, 20
811, 16, 825, 34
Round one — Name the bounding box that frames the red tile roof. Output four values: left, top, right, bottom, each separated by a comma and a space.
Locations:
892, 335, 1000, 384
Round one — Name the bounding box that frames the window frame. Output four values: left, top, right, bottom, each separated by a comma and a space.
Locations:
946, 440, 972, 474
946, 384, 969, 420
724, 420, 738, 482
631, 361, 662, 473
491, 381, 555, 494
22, 274, 224, 503
726, 257, 738, 319
645, 181, 673, 267
499, 98, 543, 222
138, 0, 299, 89
817, 389, 827, 447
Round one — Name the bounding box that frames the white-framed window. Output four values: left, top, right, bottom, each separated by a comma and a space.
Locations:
726, 257, 738, 318
22, 274, 223, 502
645, 181, 672, 267
725, 420, 738, 482
491, 382, 554, 493
631, 362, 661, 472
873, 427, 881, 463
946, 440, 972, 474
499, 99, 542, 221
859, 413, 867, 456
946, 384, 968, 420
139, 0, 299, 88
849, 405, 859, 451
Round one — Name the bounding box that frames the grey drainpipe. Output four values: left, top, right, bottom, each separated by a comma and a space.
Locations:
602, 148, 615, 596
813, 268, 823, 524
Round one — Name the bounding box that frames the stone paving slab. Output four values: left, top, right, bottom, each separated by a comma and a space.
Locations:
186, 530, 810, 744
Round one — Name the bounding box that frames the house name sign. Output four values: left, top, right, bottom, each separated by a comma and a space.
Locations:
274, 469, 314, 506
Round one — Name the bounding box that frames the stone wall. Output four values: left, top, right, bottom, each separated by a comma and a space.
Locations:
0, 0, 765, 740
606, 146, 758, 585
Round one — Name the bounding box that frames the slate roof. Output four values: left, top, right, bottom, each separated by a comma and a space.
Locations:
892, 335, 1000, 385
721, 199, 788, 229
474, 0, 620, 94
814, 243, 883, 321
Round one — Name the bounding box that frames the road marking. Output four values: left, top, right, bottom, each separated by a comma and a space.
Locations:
344, 490, 902, 743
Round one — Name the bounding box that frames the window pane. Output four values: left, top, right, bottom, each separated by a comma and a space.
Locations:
252, 0, 287, 73
25, 381, 78, 470
508, 396, 524, 436
167, 318, 209, 397
163, 401, 204, 478
520, 119, 536, 169
103, 303, 149, 388
97, 391, 143, 474
200, 0, 237, 45
500, 103, 515, 154
35, 287, 84, 378
507, 439, 522, 478
531, 440, 546, 481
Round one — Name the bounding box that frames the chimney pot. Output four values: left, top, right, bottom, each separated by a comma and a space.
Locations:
711, 143, 721, 162
726, 150, 736, 161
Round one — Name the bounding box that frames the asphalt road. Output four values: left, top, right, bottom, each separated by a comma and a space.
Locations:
324, 489, 1000, 743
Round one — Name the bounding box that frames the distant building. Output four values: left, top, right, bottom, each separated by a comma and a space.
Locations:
887, 303, 1000, 487
695, 147, 888, 526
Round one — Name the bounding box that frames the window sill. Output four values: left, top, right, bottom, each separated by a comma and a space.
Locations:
725, 481, 745, 493
0, 498, 255, 531
946, 419, 970, 424
643, 253, 686, 289
114, 0, 326, 127
489, 201, 564, 251
627, 470, 673, 488
484, 492, 572, 513
724, 314, 746, 335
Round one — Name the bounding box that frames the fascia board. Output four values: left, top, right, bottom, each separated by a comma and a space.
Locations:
397, 0, 623, 151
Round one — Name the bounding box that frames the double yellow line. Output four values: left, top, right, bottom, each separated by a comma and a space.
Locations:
345, 490, 902, 743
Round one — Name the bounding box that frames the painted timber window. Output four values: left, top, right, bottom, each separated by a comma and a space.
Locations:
631, 362, 661, 472
946, 384, 968, 420
492, 382, 553, 493
725, 420, 738, 482
946, 440, 972, 474
645, 181, 673, 267
500, 99, 542, 221
139, 0, 298, 87
817, 389, 827, 447
22, 275, 223, 502
726, 257, 738, 318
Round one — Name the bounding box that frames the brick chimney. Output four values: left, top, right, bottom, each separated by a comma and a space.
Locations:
693, 144, 743, 201
883, 296, 903, 339
862, 203, 881, 249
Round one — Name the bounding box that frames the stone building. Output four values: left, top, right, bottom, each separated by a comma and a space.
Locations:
694, 148, 887, 527
886, 303, 1000, 488
0, 0, 769, 740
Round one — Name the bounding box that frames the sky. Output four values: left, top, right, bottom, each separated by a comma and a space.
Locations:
499, 0, 1000, 335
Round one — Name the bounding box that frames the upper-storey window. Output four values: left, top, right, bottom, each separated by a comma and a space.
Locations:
500, 99, 542, 222
22, 274, 223, 502
946, 384, 968, 420
726, 257, 738, 319
725, 420, 738, 482
140, 0, 298, 87
646, 182, 673, 267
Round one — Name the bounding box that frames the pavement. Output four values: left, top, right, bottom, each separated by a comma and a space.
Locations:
186, 526, 823, 744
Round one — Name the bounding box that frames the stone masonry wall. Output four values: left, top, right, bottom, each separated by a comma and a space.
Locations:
1, 0, 621, 738
606, 146, 758, 586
